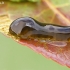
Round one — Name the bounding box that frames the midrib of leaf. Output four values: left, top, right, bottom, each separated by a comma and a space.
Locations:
43, 0, 70, 26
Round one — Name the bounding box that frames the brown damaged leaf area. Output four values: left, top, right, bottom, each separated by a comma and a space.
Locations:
19, 39, 70, 67
0, 1, 70, 68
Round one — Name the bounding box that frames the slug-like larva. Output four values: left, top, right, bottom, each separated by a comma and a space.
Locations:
9, 17, 70, 47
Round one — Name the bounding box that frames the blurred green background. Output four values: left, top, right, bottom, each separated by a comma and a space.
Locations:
0, 33, 70, 70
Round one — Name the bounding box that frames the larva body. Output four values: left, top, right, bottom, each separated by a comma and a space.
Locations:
9, 17, 70, 47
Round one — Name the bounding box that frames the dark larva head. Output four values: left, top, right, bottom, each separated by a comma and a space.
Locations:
9, 17, 43, 35
9, 18, 27, 35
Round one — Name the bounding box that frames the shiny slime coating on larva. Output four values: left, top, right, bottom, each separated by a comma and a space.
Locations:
9, 17, 70, 47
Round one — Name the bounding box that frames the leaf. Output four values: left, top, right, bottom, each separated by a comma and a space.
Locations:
43, 0, 70, 26
0, 0, 70, 68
